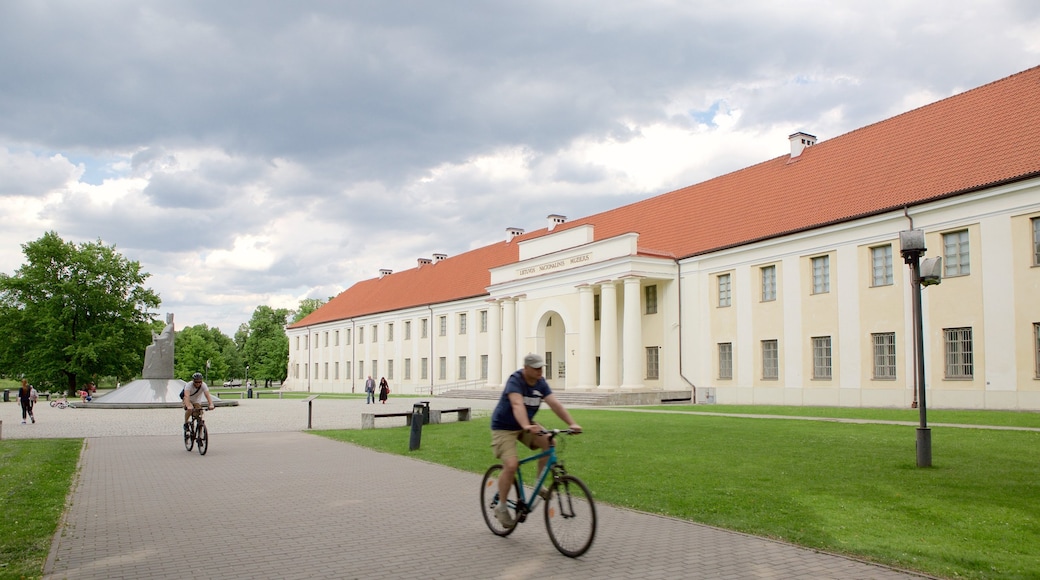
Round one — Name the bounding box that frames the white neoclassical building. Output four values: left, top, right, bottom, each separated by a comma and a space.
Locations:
286, 66, 1040, 410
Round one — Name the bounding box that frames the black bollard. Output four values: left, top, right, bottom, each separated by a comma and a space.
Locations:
409, 404, 424, 451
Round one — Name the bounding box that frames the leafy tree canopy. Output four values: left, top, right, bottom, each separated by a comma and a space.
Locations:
244, 305, 289, 385
174, 324, 233, 383
291, 297, 328, 324
0, 231, 160, 392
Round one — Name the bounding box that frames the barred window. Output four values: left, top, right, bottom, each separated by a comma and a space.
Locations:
761, 265, 776, 301
812, 255, 830, 294
871, 245, 894, 286
762, 340, 779, 380
943, 230, 970, 277
872, 332, 897, 379
439, 316, 447, 337
944, 327, 974, 378
812, 336, 832, 379
480, 310, 488, 332
645, 285, 658, 314
718, 343, 733, 380
718, 273, 732, 307
646, 347, 660, 379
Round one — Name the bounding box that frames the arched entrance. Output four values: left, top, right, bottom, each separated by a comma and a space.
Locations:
534, 310, 568, 390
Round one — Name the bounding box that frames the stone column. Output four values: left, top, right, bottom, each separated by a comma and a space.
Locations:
621, 276, 644, 390
486, 299, 502, 389
501, 298, 517, 383
577, 284, 596, 390
598, 280, 619, 390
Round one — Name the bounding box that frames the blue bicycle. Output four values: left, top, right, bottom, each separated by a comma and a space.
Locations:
480, 429, 597, 557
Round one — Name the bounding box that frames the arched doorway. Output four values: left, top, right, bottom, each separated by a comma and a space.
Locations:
535, 310, 568, 390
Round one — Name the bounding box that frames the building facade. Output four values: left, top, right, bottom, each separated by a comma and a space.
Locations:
286, 67, 1040, 410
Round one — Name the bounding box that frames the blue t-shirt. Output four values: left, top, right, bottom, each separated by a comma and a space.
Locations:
490, 370, 553, 430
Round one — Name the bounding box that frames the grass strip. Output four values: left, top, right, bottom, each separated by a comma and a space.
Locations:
314, 409, 1040, 580
0, 438, 82, 580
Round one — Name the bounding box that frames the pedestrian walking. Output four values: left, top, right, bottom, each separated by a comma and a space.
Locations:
378, 377, 390, 404
365, 375, 376, 404
18, 378, 36, 424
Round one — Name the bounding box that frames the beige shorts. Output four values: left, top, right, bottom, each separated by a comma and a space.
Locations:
491, 429, 539, 462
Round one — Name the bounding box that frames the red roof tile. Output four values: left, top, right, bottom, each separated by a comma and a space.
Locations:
291, 66, 1040, 328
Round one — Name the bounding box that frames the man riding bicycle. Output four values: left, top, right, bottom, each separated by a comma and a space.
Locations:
489, 353, 582, 529
182, 372, 214, 433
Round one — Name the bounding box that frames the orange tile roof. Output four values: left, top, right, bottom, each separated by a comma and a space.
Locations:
291, 66, 1040, 329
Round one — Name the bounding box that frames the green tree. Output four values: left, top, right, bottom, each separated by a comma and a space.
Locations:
244, 305, 289, 387
291, 297, 328, 324
0, 231, 161, 393
174, 324, 232, 383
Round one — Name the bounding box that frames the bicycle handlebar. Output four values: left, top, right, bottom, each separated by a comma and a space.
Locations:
539, 428, 581, 437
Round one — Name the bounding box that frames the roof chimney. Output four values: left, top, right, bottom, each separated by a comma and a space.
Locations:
506, 227, 525, 242
432, 253, 447, 262
789, 132, 817, 158
547, 214, 566, 231
378, 268, 392, 278
417, 257, 432, 267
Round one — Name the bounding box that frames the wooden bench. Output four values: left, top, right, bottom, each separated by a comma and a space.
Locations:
429, 407, 472, 424
361, 411, 421, 429
254, 390, 285, 399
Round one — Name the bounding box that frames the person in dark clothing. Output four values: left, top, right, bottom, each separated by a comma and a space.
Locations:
18, 378, 37, 424
378, 377, 390, 404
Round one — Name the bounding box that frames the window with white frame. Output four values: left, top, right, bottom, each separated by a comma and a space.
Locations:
404, 358, 411, 380
646, 346, 660, 379
944, 327, 974, 378
323, 362, 328, 379
334, 361, 339, 380
481, 355, 488, 379
871, 245, 893, 286
405, 320, 411, 340
334, 330, 339, 346
346, 361, 352, 379
645, 285, 658, 314
812, 336, 832, 379
295, 336, 300, 350
358, 361, 364, 377
371, 360, 377, 378
372, 325, 378, 343
459, 313, 467, 335
439, 316, 447, 337
812, 255, 830, 294
717, 273, 731, 307
480, 310, 488, 332
458, 356, 467, 380
1032, 218, 1040, 266
387, 359, 394, 380
438, 356, 446, 380
387, 323, 393, 341
718, 343, 733, 379
358, 326, 364, 343
346, 328, 351, 345
871, 332, 897, 379
420, 357, 427, 379
761, 265, 776, 302
324, 332, 328, 347
313, 363, 318, 379
943, 230, 970, 277
762, 340, 779, 379
421, 318, 428, 338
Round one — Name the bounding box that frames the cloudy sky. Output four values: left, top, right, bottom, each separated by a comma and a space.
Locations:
1, 1, 1038, 335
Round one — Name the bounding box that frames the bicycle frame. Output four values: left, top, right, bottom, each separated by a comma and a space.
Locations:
514, 439, 563, 512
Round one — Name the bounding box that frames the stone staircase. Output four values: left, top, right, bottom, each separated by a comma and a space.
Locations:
436, 388, 693, 407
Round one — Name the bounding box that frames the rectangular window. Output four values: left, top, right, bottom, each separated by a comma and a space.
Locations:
762, 340, 779, 380
372, 325, 378, 343
1033, 218, 1040, 266
295, 336, 300, 350
313, 363, 318, 380
645, 285, 658, 314
421, 318, 428, 338
943, 230, 970, 277
405, 320, 411, 340
458, 356, 467, 380
404, 358, 411, 380
304, 335, 309, 349
761, 265, 776, 302
358, 361, 363, 378
718, 273, 731, 307
439, 316, 447, 337
387, 323, 394, 341
334, 330, 339, 346
334, 361, 339, 380
944, 327, 974, 378
481, 355, 488, 379
346, 328, 352, 345
545, 352, 553, 379
459, 313, 467, 335
872, 332, 897, 379
371, 360, 377, 378
438, 357, 446, 380
420, 358, 428, 380
812, 255, 830, 294
646, 346, 660, 379
346, 361, 352, 380
387, 359, 394, 380
358, 326, 364, 344
812, 336, 832, 380
718, 343, 733, 379
480, 310, 488, 332
323, 362, 328, 379
323, 332, 328, 347
1034, 323, 1040, 378
871, 245, 894, 287
594, 294, 601, 321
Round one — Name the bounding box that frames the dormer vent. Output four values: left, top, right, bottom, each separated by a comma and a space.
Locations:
417, 258, 432, 267
432, 253, 447, 262
547, 214, 566, 231
378, 269, 392, 278
789, 132, 817, 158
506, 227, 525, 242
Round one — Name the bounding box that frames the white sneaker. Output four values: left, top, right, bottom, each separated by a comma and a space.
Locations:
495, 504, 515, 528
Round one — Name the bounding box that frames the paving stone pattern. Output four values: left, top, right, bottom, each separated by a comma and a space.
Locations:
6, 399, 932, 579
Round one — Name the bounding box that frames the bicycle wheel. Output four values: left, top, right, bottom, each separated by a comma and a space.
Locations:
480, 464, 521, 537
184, 419, 195, 451
544, 474, 597, 558
197, 422, 208, 455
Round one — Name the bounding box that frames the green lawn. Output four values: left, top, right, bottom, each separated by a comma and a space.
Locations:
0, 439, 82, 580
314, 409, 1040, 580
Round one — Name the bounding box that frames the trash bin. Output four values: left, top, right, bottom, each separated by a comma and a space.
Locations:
416, 400, 431, 425
2, 389, 9, 402
247, 387, 253, 399
409, 404, 425, 451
